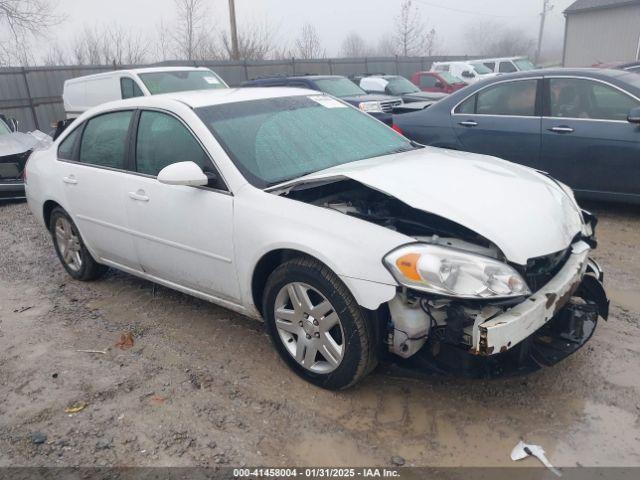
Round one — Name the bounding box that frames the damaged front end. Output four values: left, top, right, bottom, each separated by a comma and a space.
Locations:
386, 244, 608, 377
283, 179, 608, 378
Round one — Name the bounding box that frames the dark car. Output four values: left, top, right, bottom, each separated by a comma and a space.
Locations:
242, 75, 402, 124
410, 71, 468, 94
358, 74, 449, 103
393, 68, 640, 204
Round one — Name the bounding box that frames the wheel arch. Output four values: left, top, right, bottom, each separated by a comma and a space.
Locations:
43, 199, 63, 230
250, 248, 396, 317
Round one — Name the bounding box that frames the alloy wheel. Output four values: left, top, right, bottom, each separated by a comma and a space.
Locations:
274, 282, 345, 373
54, 216, 83, 272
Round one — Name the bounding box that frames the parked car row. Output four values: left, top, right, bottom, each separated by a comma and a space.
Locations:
393, 68, 640, 204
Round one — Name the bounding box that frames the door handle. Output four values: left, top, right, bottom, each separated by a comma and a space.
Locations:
548, 126, 574, 134
458, 120, 478, 127
62, 175, 77, 185
128, 190, 149, 202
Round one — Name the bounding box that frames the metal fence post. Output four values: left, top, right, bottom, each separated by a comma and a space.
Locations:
21, 67, 39, 131
292, 57, 296, 75
328, 58, 333, 75
243, 60, 249, 82
395, 56, 399, 75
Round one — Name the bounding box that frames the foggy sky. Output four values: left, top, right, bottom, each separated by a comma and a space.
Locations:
44, 0, 577, 59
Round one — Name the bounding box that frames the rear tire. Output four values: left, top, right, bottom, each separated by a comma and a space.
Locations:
50, 207, 108, 281
262, 257, 377, 390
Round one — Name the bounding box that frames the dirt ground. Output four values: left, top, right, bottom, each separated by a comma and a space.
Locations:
0, 200, 639, 468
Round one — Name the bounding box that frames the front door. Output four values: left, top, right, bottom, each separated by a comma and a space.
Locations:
541, 77, 640, 197
451, 78, 542, 169
123, 110, 240, 301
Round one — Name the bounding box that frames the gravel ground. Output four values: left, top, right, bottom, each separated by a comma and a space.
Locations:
0, 200, 639, 468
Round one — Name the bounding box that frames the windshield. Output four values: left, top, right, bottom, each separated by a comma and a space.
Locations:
139, 70, 227, 94
514, 59, 536, 71
385, 76, 420, 95
440, 72, 464, 84
196, 95, 414, 188
314, 78, 367, 98
0, 119, 10, 135
470, 63, 492, 75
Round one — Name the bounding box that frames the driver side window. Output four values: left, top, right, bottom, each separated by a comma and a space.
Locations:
549, 78, 639, 121
135, 111, 225, 189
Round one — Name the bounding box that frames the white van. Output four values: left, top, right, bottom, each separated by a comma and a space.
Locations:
430, 61, 497, 84
63, 67, 228, 119
476, 57, 536, 74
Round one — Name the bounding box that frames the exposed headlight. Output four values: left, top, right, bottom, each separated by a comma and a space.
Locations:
358, 101, 384, 113
383, 244, 531, 299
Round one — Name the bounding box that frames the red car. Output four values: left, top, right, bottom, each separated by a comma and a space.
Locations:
410, 71, 468, 94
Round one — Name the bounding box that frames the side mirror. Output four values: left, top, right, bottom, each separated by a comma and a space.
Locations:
461, 71, 474, 78
7, 117, 18, 132
157, 161, 208, 187
628, 107, 640, 124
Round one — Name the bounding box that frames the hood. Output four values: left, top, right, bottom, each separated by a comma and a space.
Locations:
0, 131, 52, 157
273, 148, 584, 265
341, 93, 402, 103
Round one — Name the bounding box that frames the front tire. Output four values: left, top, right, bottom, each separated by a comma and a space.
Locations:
263, 257, 377, 390
50, 207, 108, 281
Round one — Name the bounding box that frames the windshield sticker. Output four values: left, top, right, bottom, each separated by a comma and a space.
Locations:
308, 95, 347, 108
203, 76, 221, 84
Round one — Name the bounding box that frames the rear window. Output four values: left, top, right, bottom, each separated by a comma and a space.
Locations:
196, 95, 414, 188
139, 70, 227, 95
314, 78, 366, 98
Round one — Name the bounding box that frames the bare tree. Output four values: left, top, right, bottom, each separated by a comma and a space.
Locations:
220, 20, 277, 60
465, 21, 536, 58
0, 0, 61, 65
294, 23, 325, 59
71, 27, 103, 65
102, 25, 148, 65
172, 0, 209, 61
393, 0, 435, 57
42, 43, 68, 66
340, 32, 370, 58
375, 36, 397, 56
154, 19, 172, 62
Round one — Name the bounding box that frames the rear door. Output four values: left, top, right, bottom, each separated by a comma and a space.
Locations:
122, 109, 240, 301
58, 110, 140, 268
451, 78, 542, 168
541, 76, 640, 197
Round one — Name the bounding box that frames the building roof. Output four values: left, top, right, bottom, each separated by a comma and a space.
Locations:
565, 0, 640, 14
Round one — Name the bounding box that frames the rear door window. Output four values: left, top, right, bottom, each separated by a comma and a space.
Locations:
476, 80, 537, 116
79, 111, 133, 169
484, 62, 496, 71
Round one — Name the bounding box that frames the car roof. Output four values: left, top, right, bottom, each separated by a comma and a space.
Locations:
65, 66, 214, 84
91, 87, 318, 112
483, 67, 638, 81
475, 57, 528, 62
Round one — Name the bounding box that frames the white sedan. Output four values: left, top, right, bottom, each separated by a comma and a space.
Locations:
25, 87, 608, 389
